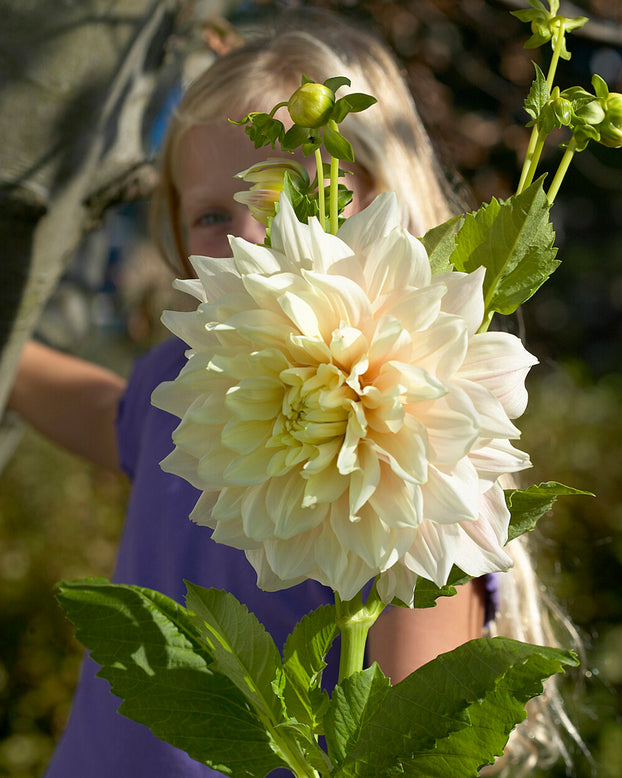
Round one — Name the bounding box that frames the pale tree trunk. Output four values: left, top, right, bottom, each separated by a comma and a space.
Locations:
0, 0, 188, 463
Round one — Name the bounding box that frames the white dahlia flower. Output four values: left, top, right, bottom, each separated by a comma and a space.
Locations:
152, 192, 537, 605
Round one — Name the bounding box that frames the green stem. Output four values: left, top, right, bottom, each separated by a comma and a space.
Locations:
547, 19, 566, 92
329, 155, 339, 235
518, 128, 547, 193
269, 101, 288, 118
546, 138, 577, 204
517, 19, 566, 195
315, 148, 326, 231
334, 583, 385, 683
517, 125, 541, 194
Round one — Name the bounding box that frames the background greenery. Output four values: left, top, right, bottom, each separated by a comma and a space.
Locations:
1, 0, 621, 776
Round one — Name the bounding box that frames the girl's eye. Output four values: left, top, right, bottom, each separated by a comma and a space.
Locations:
195, 210, 229, 228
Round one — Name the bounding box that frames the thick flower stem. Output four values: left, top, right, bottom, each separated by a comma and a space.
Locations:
334, 584, 386, 683
329, 154, 340, 235
315, 148, 327, 230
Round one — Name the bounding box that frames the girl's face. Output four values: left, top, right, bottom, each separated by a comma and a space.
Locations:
175, 119, 374, 261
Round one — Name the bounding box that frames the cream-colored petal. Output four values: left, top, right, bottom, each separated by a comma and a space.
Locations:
403, 520, 461, 586
460, 332, 538, 418
336, 191, 400, 257
267, 471, 329, 539
437, 266, 486, 334
225, 377, 283, 421
221, 417, 273, 454
421, 459, 480, 524
364, 227, 431, 299
372, 417, 429, 485
376, 284, 445, 334
412, 385, 480, 465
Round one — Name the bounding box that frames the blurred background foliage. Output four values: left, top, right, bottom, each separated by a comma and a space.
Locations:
1, 0, 621, 776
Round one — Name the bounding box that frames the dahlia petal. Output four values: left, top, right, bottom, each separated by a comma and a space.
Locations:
403, 520, 461, 586
225, 377, 282, 421
336, 192, 401, 257
460, 332, 538, 418
302, 467, 349, 507
372, 417, 429, 484
151, 379, 201, 420
267, 472, 329, 539
422, 460, 480, 524
221, 417, 273, 454
469, 439, 532, 485
412, 386, 480, 465
160, 310, 209, 350
278, 291, 323, 339
240, 482, 279, 541
365, 227, 431, 299
453, 377, 521, 440
245, 547, 307, 591
304, 271, 372, 329
376, 284, 445, 334
368, 463, 422, 529
376, 563, 419, 606
230, 236, 290, 275
348, 439, 381, 515
269, 193, 314, 270
437, 267, 486, 334
173, 277, 207, 303
190, 255, 243, 299
159, 447, 206, 490
264, 529, 322, 580
409, 316, 468, 379
308, 216, 355, 272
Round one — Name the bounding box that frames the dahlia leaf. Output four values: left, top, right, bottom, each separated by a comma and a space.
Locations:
324, 663, 391, 769
419, 214, 462, 274
524, 62, 550, 122
506, 481, 594, 542
449, 178, 559, 321
411, 565, 472, 609
56, 579, 287, 777
185, 583, 287, 724
331, 637, 578, 777
283, 604, 339, 732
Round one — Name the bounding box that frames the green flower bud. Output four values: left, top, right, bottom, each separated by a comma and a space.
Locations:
597, 92, 622, 148
287, 83, 335, 128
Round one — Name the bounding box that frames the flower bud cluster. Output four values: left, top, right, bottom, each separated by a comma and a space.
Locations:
511, 0, 587, 61
555, 76, 622, 151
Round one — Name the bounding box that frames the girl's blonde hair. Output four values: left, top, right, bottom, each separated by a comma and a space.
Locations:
150, 11, 455, 276
149, 9, 585, 773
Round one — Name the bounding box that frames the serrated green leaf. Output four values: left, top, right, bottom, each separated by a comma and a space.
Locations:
450, 178, 559, 320
322, 123, 354, 162
506, 481, 594, 542
333, 637, 578, 777
185, 583, 286, 725
412, 565, 472, 609
56, 579, 286, 777
419, 214, 462, 274
325, 664, 391, 768
525, 62, 550, 121
283, 604, 339, 732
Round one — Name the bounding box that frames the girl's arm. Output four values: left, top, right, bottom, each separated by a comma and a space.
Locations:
367, 579, 486, 681
7, 340, 127, 471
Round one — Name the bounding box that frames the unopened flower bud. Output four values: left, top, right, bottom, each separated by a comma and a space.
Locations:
287, 83, 335, 128
597, 92, 622, 148
234, 158, 310, 225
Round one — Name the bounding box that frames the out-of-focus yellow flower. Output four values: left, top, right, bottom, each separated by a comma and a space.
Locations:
234, 158, 310, 226
153, 192, 537, 605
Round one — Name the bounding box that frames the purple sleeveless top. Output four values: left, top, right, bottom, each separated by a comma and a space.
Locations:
44, 337, 498, 778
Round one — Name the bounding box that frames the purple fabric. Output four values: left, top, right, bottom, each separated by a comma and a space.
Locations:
44, 337, 499, 778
